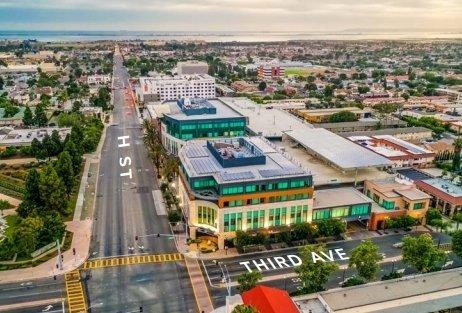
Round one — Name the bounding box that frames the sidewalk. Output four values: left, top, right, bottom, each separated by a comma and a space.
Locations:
0, 219, 92, 283
185, 256, 215, 313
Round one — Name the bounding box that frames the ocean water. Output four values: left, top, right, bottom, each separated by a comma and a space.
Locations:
0, 30, 461, 42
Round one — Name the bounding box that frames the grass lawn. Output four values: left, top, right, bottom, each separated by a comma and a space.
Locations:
285, 67, 311, 77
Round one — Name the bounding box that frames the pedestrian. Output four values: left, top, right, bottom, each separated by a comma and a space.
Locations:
73, 248, 76, 255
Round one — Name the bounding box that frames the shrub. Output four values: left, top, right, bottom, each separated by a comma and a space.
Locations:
341, 276, 366, 287
381, 271, 403, 281
168, 210, 182, 224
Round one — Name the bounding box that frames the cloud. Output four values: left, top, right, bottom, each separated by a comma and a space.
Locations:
0, 0, 460, 31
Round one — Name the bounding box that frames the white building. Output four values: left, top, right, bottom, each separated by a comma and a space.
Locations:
87, 75, 111, 85
138, 74, 216, 102
176, 61, 209, 75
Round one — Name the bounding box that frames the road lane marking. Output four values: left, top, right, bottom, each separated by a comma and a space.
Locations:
82, 253, 184, 269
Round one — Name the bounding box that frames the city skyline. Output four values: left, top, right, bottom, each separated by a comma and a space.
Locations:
0, 0, 461, 32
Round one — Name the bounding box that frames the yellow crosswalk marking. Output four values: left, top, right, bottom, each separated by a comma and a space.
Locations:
65, 270, 87, 313
82, 253, 184, 270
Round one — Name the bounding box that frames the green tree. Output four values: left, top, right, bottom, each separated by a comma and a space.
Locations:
55, 151, 75, 197
329, 111, 358, 123
37, 212, 66, 246
12, 217, 44, 257
453, 213, 462, 230
236, 271, 263, 294
17, 169, 42, 217
39, 165, 69, 215
42, 134, 57, 159
315, 219, 346, 237
50, 130, 63, 155
452, 230, 462, 259
292, 222, 317, 241
426, 208, 442, 224
402, 234, 445, 273
341, 276, 366, 287
258, 81, 267, 91
296, 245, 339, 293
64, 139, 83, 174
349, 240, 383, 281
34, 104, 48, 127
22, 106, 34, 126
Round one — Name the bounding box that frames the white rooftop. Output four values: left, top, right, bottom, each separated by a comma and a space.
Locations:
285, 128, 392, 170
220, 97, 313, 138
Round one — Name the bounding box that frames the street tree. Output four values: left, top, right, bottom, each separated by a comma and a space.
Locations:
236, 271, 263, 294
55, 151, 75, 197
37, 212, 66, 246
296, 245, 339, 293
402, 234, 445, 273
452, 230, 462, 259
64, 139, 83, 173
349, 240, 383, 281
12, 217, 44, 257
17, 168, 42, 217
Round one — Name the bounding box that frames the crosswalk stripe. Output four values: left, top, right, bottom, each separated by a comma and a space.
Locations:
65, 270, 87, 313
83, 253, 184, 270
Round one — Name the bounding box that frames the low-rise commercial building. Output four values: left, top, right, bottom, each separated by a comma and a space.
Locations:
364, 179, 430, 230
295, 107, 372, 123
414, 178, 462, 217
0, 127, 71, 148
138, 74, 216, 102
178, 137, 314, 249
87, 75, 111, 85
340, 127, 432, 144
348, 135, 435, 168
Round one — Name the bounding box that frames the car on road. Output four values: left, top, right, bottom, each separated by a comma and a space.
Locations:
393, 242, 404, 248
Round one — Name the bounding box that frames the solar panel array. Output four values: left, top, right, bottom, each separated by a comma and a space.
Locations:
220, 171, 255, 181
185, 145, 210, 158
259, 168, 305, 178
190, 158, 218, 174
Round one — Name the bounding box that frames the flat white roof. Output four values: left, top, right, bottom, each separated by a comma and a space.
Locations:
220, 97, 312, 138
285, 128, 392, 170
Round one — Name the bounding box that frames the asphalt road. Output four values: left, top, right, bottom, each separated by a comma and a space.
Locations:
202, 231, 454, 308
84, 47, 196, 313
0, 277, 65, 308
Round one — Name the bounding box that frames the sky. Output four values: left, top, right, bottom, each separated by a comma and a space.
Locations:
0, 0, 461, 32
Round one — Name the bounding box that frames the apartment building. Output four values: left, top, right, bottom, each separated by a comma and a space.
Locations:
257, 64, 285, 81
178, 137, 314, 248
138, 74, 216, 102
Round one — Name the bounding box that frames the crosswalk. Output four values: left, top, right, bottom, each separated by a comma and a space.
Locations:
82, 253, 184, 269
65, 270, 87, 313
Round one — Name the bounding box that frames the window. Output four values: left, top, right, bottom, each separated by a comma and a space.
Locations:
222, 186, 244, 195
382, 200, 395, 210
197, 206, 217, 228
277, 181, 289, 189
350, 204, 370, 216
224, 212, 242, 232
246, 210, 265, 230
413, 202, 424, 210
245, 185, 257, 193
229, 200, 244, 207
290, 180, 305, 188
331, 207, 348, 218
251, 198, 260, 205
193, 178, 216, 189
313, 208, 331, 220
372, 193, 380, 203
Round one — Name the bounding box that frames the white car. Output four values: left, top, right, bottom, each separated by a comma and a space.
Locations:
393, 242, 404, 248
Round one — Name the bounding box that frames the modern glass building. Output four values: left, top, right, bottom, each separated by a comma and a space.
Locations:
178, 136, 314, 249
155, 98, 247, 154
